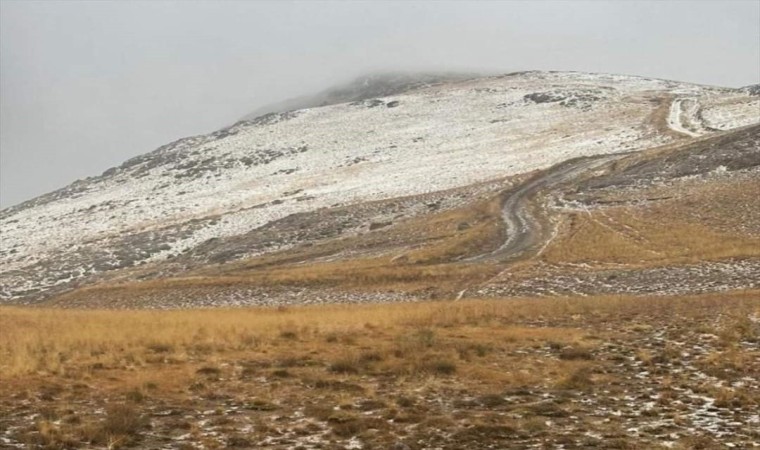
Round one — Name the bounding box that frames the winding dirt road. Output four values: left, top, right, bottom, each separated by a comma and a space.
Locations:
468, 96, 716, 266
465, 153, 627, 263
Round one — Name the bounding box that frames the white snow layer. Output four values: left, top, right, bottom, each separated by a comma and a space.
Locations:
1, 71, 758, 300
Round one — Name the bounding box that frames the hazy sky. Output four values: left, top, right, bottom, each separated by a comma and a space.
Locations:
1, 0, 758, 208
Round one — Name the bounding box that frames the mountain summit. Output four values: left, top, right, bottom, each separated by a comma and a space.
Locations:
241, 71, 478, 120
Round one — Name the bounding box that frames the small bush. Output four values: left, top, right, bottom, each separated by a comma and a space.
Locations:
279, 330, 298, 340
238, 333, 259, 348
477, 394, 507, 408
196, 366, 221, 377
146, 342, 173, 353
521, 417, 548, 433
327, 413, 386, 438
244, 399, 278, 411
328, 357, 360, 374
557, 366, 593, 390
520, 400, 568, 418
312, 379, 365, 392
271, 369, 290, 378
674, 434, 720, 449
396, 396, 415, 408
414, 328, 436, 347
453, 424, 517, 441
102, 404, 145, 437
427, 359, 456, 375
80, 404, 147, 448
124, 389, 145, 403
359, 351, 384, 363
712, 387, 755, 408
652, 344, 680, 364
277, 356, 315, 368
558, 347, 593, 360
227, 435, 253, 447
190, 343, 215, 355
24, 420, 78, 449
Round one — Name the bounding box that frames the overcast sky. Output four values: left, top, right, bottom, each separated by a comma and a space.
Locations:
1, 0, 758, 208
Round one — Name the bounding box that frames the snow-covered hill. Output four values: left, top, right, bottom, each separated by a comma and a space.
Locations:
1, 71, 758, 303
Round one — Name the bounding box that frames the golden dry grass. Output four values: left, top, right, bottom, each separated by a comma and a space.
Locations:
2, 291, 758, 449
2, 291, 757, 380
0, 297, 561, 379
541, 207, 760, 266
538, 124, 760, 269
49, 260, 504, 308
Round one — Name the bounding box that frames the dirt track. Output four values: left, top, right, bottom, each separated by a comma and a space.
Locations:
466, 153, 627, 263
469, 95, 735, 265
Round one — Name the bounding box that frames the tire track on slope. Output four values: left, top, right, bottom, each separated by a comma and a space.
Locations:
455, 154, 628, 299
464, 154, 628, 264
667, 97, 707, 137
459, 96, 717, 293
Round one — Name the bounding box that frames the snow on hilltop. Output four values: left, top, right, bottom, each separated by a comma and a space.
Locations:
241, 71, 478, 120
1, 71, 759, 302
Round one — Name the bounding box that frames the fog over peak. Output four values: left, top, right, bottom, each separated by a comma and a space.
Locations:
1, 0, 758, 208
242, 71, 482, 121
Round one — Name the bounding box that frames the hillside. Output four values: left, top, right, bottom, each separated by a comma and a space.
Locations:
2, 70, 759, 307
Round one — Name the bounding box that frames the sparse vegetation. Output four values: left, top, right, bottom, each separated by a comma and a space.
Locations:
1, 65, 758, 450
1, 291, 758, 448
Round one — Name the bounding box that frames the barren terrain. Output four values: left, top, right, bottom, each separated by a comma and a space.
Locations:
2, 293, 759, 449
2, 71, 758, 306
1, 71, 759, 448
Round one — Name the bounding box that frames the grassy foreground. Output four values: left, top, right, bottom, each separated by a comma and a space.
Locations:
1, 292, 759, 449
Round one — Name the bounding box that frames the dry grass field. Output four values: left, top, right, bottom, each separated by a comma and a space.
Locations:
2, 291, 759, 448
1, 106, 757, 449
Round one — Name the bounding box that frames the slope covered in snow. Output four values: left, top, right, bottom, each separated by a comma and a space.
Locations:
1, 71, 758, 303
